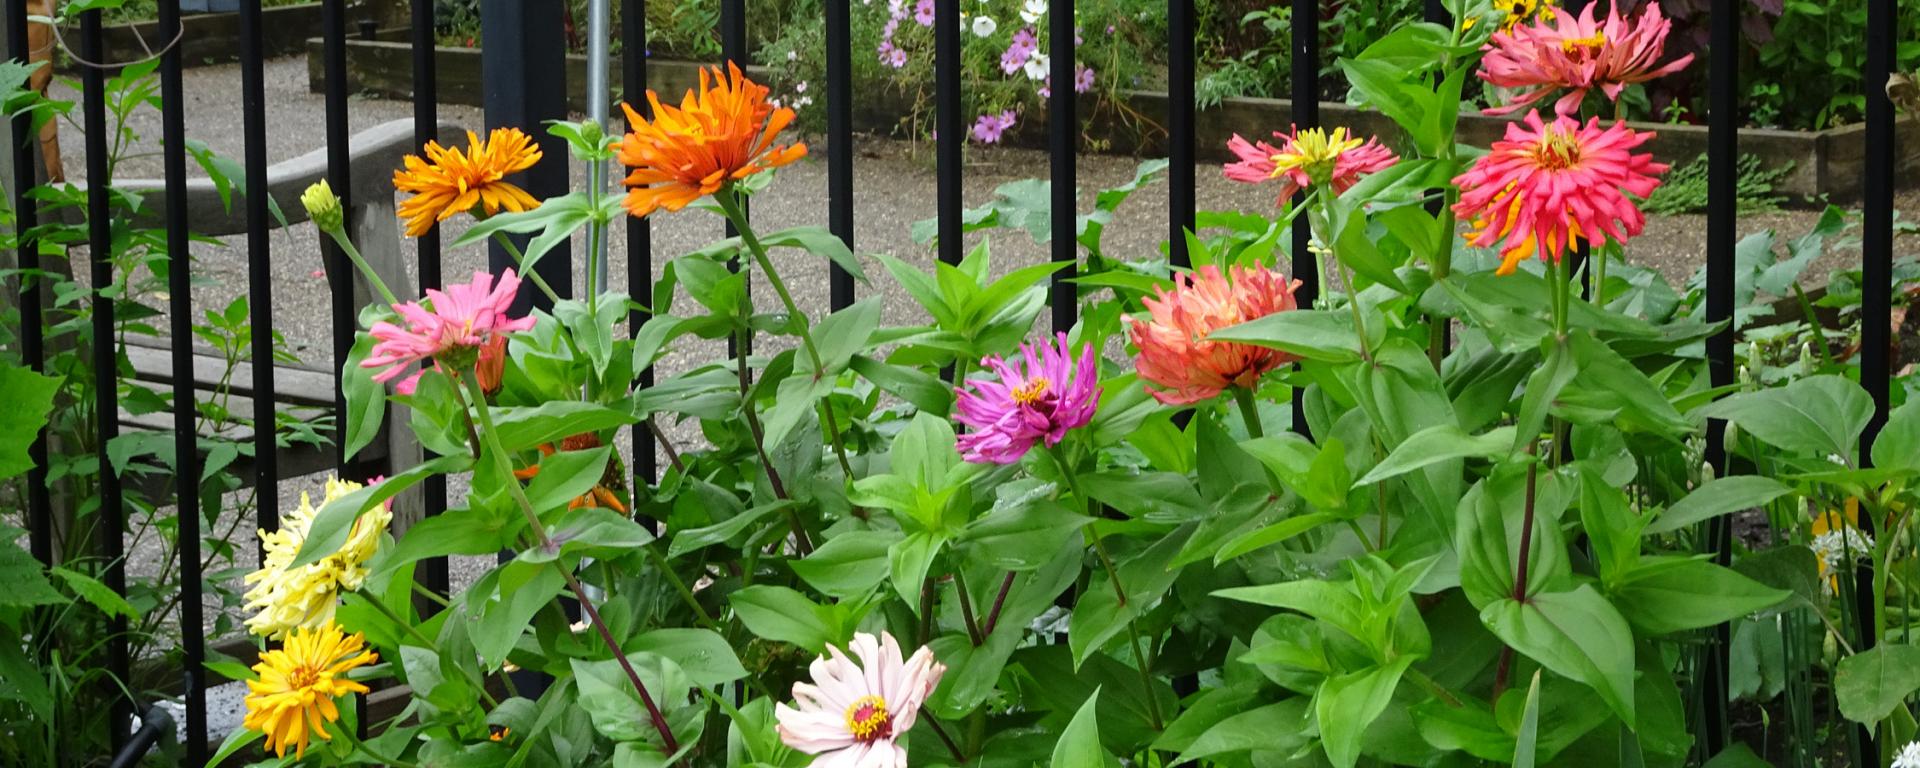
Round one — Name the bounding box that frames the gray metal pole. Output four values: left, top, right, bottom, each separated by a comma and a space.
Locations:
586, 0, 611, 294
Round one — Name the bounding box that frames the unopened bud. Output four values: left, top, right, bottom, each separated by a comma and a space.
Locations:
302, 179, 345, 234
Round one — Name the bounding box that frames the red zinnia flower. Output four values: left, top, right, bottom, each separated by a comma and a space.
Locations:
1452, 111, 1666, 276
1224, 126, 1398, 206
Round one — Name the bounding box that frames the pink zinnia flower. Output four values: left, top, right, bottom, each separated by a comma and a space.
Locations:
1479, 1, 1694, 117
1130, 264, 1302, 405
363, 269, 536, 392
1223, 125, 1398, 206
953, 333, 1100, 464
1452, 111, 1666, 276
775, 632, 945, 768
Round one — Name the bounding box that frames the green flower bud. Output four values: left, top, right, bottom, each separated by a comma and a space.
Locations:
302, 179, 345, 234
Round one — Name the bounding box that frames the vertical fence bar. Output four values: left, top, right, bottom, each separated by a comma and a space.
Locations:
1700, 0, 1736, 757
1049, 0, 1076, 332
624, 0, 657, 493
156, 0, 206, 758
827, 0, 855, 308
323, 0, 353, 474
79, 7, 131, 749
482, 0, 571, 313
721, 0, 746, 355
936, 0, 961, 267
1167, 0, 1194, 269
7, 0, 51, 568
1854, 0, 1894, 761
1423, 0, 1450, 359
239, 0, 277, 542
1288, 0, 1317, 435
409, 0, 450, 602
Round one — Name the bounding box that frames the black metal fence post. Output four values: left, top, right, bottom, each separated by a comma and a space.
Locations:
6, 0, 51, 569
481, 0, 572, 313
1167, 0, 1194, 269
1049, 0, 1076, 333
935, 0, 962, 268
156, 0, 207, 759
721, 0, 747, 355
625, 0, 657, 494
1701, 0, 1737, 757
827, 0, 855, 309
78, 6, 132, 749
1288, 0, 1317, 436
1853, 0, 1895, 762
238, 0, 278, 543
410, 0, 450, 604
323, 0, 354, 475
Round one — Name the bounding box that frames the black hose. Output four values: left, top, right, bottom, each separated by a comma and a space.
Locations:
106, 705, 175, 768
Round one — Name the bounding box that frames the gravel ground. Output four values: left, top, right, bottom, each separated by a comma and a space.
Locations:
44, 56, 1920, 639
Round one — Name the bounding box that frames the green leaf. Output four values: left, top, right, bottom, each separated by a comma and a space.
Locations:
0, 365, 58, 479
1612, 557, 1790, 635
1513, 338, 1575, 452
1355, 424, 1514, 488
1833, 644, 1920, 725
1513, 671, 1544, 768
1340, 57, 1428, 138
850, 355, 953, 416
889, 530, 946, 608
51, 566, 138, 620
206, 728, 265, 768
1069, 527, 1189, 665
0, 637, 52, 721
554, 295, 629, 378
291, 453, 469, 567
627, 629, 747, 687
572, 653, 700, 750
1870, 398, 1920, 474
471, 561, 565, 669
0, 538, 64, 607
1174, 699, 1312, 763
791, 530, 900, 599
522, 445, 613, 516
1480, 585, 1636, 727
527, 505, 657, 564
1696, 375, 1873, 461
1315, 657, 1414, 768
759, 225, 867, 283
730, 586, 834, 653
377, 512, 520, 579
808, 297, 882, 375
1646, 476, 1794, 535
488, 401, 639, 453
1050, 687, 1116, 768
341, 332, 387, 461
1210, 309, 1363, 363
960, 496, 1090, 571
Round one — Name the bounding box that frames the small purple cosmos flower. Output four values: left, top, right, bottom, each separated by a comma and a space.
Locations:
914, 0, 935, 27
889, 46, 909, 68
1074, 64, 1095, 93
953, 333, 1100, 464
1011, 26, 1037, 55
970, 110, 1017, 143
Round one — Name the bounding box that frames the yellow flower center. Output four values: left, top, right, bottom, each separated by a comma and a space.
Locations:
1533, 127, 1583, 170
1012, 377, 1052, 405
1271, 127, 1365, 187
1559, 30, 1606, 53
285, 663, 322, 690
844, 695, 892, 742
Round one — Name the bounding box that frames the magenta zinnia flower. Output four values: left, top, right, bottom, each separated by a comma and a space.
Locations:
1452, 111, 1666, 276
1224, 125, 1398, 207
363, 269, 536, 392
775, 632, 945, 768
953, 333, 1099, 464
1479, 1, 1694, 117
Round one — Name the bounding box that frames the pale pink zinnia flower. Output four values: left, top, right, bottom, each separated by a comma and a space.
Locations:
1452, 111, 1666, 276
1479, 1, 1694, 117
363, 269, 536, 392
953, 332, 1100, 464
1130, 264, 1302, 405
1223, 125, 1398, 206
775, 632, 946, 768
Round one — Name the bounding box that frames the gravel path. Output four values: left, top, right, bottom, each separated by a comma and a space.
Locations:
44, 56, 1918, 641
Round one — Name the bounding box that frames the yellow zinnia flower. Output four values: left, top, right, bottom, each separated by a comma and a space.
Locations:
242, 475, 391, 639
393, 126, 543, 237
242, 623, 377, 759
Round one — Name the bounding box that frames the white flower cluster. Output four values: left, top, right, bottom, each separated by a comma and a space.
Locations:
1811, 527, 1874, 595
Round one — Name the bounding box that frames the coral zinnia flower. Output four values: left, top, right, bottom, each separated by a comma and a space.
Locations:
393, 127, 543, 237
1452, 111, 1665, 276
243, 475, 391, 639
242, 623, 377, 758
617, 62, 808, 218
1224, 125, 1398, 206
953, 333, 1100, 465
1130, 264, 1303, 405
775, 632, 946, 768
364, 269, 537, 392
1479, 1, 1693, 117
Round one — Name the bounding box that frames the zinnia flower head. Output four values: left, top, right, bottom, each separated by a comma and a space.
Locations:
1452, 111, 1665, 275
1224, 125, 1398, 205
953, 332, 1100, 464
617, 62, 808, 218
393, 127, 543, 237
243, 476, 391, 639
1130, 264, 1303, 405
363, 269, 536, 392
1479, 1, 1693, 117
775, 632, 946, 768
242, 623, 377, 758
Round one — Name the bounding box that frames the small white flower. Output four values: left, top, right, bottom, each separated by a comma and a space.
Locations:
795, 96, 813, 108
795, 80, 809, 93
1023, 52, 1050, 81
1020, 0, 1047, 24
787, 49, 799, 61
1892, 740, 1920, 768
1811, 528, 1875, 596
972, 15, 998, 37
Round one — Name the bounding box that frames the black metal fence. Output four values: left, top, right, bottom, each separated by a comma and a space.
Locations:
1, 0, 1900, 764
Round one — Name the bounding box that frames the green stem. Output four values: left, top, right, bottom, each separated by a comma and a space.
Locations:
323, 229, 401, 307
1310, 193, 1374, 362
954, 568, 985, 646
357, 588, 500, 708
339, 724, 422, 768
459, 369, 680, 755
644, 545, 723, 631
1231, 386, 1265, 438
1049, 447, 1164, 731
713, 188, 858, 484
488, 231, 563, 305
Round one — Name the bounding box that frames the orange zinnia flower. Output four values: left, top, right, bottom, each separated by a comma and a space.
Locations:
393, 127, 543, 237
1129, 264, 1303, 405
617, 62, 808, 218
